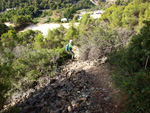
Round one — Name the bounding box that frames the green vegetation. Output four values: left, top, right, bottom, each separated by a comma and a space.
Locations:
0, 0, 93, 12
108, 21, 150, 112
100, 1, 150, 112
1, 0, 150, 112
101, 0, 150, 30
0, 1, 95, 110
76, 11, 150, 112
0, 6, 40, 29
115, 0, 133, 6
69, 8, 150, 112
0, 0, 94, 29
0, 26, 72, 112
0, 22, 9, 36
76, 13, 134, 60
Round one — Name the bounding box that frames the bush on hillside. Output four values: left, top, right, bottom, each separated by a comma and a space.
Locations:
0, 64, 11, 110
101, 0, 150, 30
45, 25, 66, 49
0, 23, 9, 37
0, 26, 70, 111
12, 15, 32, 28
77, 19, 134, 61
101, 4, 117, 23
110, 6, 124, 27
108, 21, 150, 112
18, 29, 41, 46
115, 0, 133, 6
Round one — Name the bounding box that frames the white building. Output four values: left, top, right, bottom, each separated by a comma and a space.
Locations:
90, 10, 104, 19
61, 18, 67, 22
78, 10, 104, 20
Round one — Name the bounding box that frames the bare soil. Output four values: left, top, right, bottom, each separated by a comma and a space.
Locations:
86, 64, 122, 113
63, 59, 122, 113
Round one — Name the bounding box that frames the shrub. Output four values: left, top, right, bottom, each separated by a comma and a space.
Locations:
0, 26, 69, 111
101, 1, 150, 30
108, 21, 150, 112
0, 23, 9, 37
45, 24, 69, 49
110, 6, 124, 27
77, 20, 134, 61
115, 0, 133, 5
101, 5, 117, 23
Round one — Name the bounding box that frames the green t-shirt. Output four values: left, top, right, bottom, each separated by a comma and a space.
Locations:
68, 43, 72, 51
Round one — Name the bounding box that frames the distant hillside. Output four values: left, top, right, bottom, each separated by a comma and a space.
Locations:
101, 0, 150, 30
107, 0, 117, 2
90, 0, 132, 5
0, 0, 93, 12
90, 0, 116, 5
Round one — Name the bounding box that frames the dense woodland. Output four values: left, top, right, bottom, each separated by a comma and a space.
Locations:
0, 0, 93, 12
102, 0, 150, 30
0, 0, 93, 29
0, 6, 40, 29
1, 0, 150, 112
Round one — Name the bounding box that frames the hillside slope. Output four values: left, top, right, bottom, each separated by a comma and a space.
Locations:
90, 0, 117, 5
6, 52, 122, 113
0, 0, 93, 12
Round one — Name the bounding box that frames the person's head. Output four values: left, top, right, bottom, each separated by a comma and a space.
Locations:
69, 40, 73, 44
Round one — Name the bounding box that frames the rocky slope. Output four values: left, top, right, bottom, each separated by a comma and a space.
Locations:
6, 57, 122, 113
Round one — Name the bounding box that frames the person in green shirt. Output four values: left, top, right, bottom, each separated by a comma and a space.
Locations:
68, 40, 75, 60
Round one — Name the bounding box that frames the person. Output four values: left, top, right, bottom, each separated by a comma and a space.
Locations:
68, 40, 75, 60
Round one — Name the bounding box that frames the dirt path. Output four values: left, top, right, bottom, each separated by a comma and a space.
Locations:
5, 50, 122, 113
63, 59, 122, 113
87, 65, 122, 113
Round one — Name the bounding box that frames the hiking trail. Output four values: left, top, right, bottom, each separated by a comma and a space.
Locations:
7, 46, 122, 113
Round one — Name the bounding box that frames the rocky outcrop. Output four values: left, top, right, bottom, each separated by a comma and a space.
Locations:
7, 58, 121, 113
11, 69, 92, 113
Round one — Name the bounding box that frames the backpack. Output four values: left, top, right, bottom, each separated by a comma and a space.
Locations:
65, 44, 69, 51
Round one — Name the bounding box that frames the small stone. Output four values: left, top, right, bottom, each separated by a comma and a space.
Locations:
56, 100, 62, 108
102, 88, 106, 91
50, 108, 62, 113
77, 97, 86, 102
80, 97, 86, 101
11, 102, 15, 106
82, 93, 89, 98
44, 101, 48, 106
57, 91, 67, 98
41, 106, 48, 113
68, 72, 72, 77
86, 110, 90, 113
77, 91, 81, 93
86, 102, 91, 106
101, 57, 107, 64
67, 85, 73, 92
41, 98, 44, 103
90, 87, 95, 91
60, 82, 65, 87
71, 100, 78, 107
68, 106, 72, 112
104, 97, 110, 101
